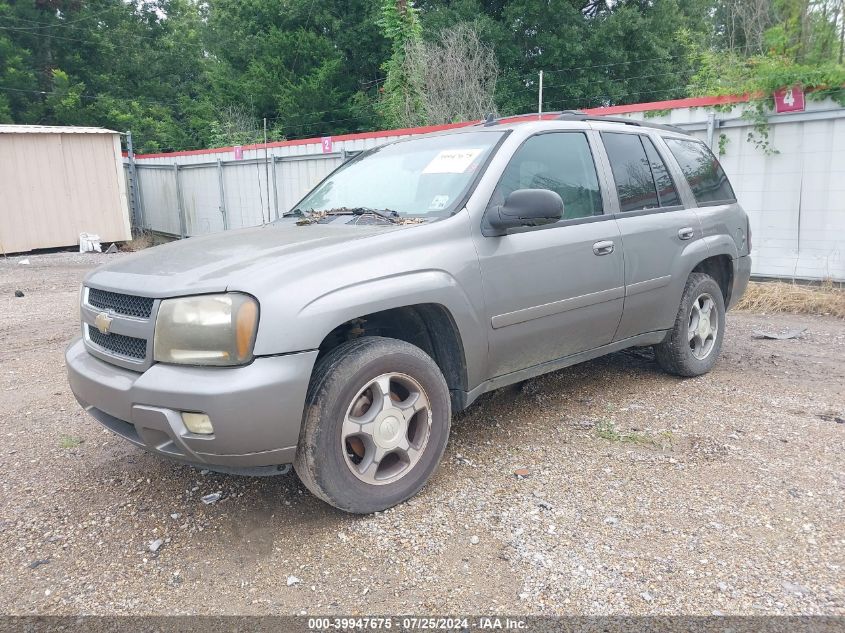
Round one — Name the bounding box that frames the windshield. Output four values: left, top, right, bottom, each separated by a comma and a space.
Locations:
293, 131, 504, 218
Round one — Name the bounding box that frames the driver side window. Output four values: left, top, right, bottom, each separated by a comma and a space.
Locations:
490, 132, 604, 221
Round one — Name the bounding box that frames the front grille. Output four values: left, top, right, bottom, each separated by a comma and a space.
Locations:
88, 288, 154, 319
87, 325, 147, 360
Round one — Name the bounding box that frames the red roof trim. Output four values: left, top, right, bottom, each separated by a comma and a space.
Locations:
582, 93, 751, 115
132, 93, 753, 160
133, 120, 474, 159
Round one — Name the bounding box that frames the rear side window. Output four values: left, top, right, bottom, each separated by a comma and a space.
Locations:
665, 138, 736, 204
641, 137, 681, 207
601, 132, 660, 212
491, 132, 603, 220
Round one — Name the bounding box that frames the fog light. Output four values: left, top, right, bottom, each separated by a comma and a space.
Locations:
182, 412, 214, 435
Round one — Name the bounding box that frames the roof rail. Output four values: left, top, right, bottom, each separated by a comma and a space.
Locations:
477, 111, 567, 127
556, 112, 685, 134
474, 110, 687, 134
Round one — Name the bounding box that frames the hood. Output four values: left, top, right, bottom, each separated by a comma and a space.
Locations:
85, 220, 399, 297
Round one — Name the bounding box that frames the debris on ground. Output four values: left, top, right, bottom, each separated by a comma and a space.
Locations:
78, 232, 102, 253
201, 492, 222, 505
105, 243, 119, 254
28, 559, 50, 570
752, 327, 807, 340
286, 576, 301, 587
18, 259, 29, 265
14, 290, 24, 297
148, 539, 164, 553
513, 468, 530, 477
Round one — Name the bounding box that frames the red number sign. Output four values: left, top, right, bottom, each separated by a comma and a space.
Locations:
774, 85, 805, 113
321, 136, 333, 153
233, 145, 244, 160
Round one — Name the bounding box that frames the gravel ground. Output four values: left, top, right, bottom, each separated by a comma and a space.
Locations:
0, 251, 843, 616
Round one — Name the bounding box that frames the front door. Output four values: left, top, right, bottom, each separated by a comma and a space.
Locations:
472, 131, 625, 378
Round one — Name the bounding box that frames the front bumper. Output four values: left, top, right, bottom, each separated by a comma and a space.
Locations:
66, 338, 318, 470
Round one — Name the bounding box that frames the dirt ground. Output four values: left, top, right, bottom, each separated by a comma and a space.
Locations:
0, 252, 843, 616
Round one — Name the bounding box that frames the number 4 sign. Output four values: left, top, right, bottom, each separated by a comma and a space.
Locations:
774, 85, 805, 113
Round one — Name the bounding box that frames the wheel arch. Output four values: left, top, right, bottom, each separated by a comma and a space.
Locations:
314, 302, 471, 411
691, 253, 735, 307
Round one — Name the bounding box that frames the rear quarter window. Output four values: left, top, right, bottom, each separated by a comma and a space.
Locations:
665, 138, 736, 204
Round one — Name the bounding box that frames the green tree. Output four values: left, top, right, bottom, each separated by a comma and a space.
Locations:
378, 0, 425, 127
205, 0, 388, 140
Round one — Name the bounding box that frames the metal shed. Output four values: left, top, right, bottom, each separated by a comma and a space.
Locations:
0, 125, 131, 254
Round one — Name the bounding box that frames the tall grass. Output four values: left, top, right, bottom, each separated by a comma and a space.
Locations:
735, 281, 845, 318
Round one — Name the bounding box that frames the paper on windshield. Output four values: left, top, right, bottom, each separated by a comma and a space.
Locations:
422, 148, 483, 174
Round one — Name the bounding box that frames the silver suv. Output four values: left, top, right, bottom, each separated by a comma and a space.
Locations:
66, 114, 751, 513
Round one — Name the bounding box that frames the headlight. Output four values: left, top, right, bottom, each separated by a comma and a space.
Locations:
154, 293, 259, 366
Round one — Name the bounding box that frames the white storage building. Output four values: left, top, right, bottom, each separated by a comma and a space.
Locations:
0, 125, 131, 254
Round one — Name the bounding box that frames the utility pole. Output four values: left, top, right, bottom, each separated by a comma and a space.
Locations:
840, 0, 844, 64
538, 71, 544, 118
125, 130, 143, 233
263, 117, 270, 224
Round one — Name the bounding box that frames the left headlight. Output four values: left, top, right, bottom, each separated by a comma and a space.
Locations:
154, 293, 259, 366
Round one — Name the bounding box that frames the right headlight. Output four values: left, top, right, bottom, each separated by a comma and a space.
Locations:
153, 293, 259, 366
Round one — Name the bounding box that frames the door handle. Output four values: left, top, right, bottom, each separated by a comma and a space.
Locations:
678, 227, 695, 240
592, 240, 614, 256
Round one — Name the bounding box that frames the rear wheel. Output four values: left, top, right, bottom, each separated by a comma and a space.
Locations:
294, 337, 451, 514
654, 272, 725, 377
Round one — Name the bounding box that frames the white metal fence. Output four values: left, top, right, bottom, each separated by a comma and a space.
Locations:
125, 98, 845, 281
124, 131, 423, 238
130, 153, 347, 236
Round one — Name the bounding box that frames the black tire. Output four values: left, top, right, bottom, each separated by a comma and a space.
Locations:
654, 272, 726, 377
293, 336, 451, 514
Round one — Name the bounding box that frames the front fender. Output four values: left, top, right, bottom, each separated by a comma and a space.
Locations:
254, 269, 488, 390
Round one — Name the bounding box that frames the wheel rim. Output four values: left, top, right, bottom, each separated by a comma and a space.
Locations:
688, 292, 718, 360
341, 372, 432, 485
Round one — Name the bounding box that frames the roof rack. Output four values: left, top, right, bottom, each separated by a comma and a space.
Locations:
475, 110, 686, 134
556, 112, 685, 134
477, 111, 567, 127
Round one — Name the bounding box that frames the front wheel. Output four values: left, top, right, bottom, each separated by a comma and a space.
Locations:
294, 337, 451, 514
654, 272, 726, 377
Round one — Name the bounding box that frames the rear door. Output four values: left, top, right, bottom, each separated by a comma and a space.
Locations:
598, 130, 702, 340
663, 136, 747, 259
472, 130, 625, 378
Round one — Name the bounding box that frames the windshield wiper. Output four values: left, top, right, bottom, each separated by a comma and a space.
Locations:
349, 207, 400, 221
293, 207, 402, 223
285, 206, 416, 226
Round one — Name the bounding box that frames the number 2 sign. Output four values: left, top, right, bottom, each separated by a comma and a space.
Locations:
774, 85, 805, 113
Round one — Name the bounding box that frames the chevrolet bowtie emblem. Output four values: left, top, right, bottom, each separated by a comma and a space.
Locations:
94, 311, 113, 335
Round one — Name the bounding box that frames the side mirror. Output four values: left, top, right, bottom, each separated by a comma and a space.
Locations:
486, 189, 564, 235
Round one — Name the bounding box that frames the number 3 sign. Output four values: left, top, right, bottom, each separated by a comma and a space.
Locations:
774, 85, 805, 113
